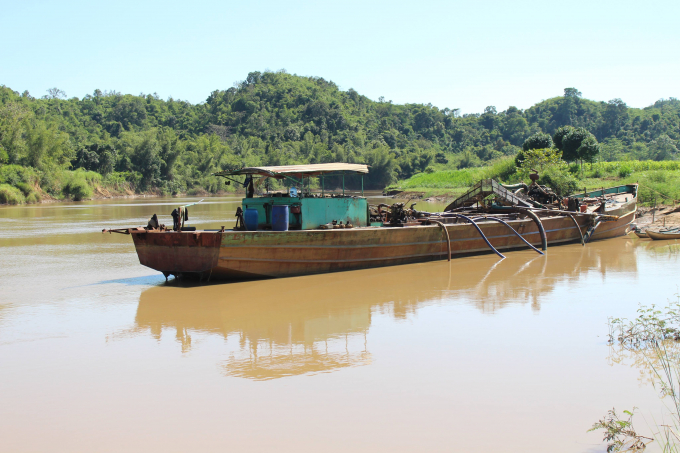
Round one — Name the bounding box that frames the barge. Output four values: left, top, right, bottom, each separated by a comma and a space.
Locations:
104, 163, 637, 281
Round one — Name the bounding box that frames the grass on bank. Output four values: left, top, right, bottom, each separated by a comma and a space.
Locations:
386, 159, 680, 205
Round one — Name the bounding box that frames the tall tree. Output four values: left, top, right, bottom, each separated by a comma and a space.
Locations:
523, 132, 553, 151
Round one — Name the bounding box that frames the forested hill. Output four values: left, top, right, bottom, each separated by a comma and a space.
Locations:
1, 70, 679, 199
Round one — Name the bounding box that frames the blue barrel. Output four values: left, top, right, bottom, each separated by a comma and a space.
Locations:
271, 205, 289, 231
244, 208, 258, 231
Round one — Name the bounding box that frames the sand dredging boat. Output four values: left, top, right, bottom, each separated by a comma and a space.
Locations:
104, 163, 637, 281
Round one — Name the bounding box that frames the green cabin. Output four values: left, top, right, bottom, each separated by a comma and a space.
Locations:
215, 163, 370, 230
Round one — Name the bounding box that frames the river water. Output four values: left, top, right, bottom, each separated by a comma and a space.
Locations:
1, 195, 679, 452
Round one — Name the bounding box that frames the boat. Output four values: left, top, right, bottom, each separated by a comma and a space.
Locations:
104, 163, 638, 281
647, 228, 680, 240
629, 225, 649, 238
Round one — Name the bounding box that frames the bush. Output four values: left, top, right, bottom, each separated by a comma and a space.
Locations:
590, 166, 605, 178
0, 184, 26, 204
62, 177, 93, 201
0, 164, 39, 186
15, 182, 42, 203
485, 157, 518, 182
618, 164, 632, 178
539, 166, 579, 196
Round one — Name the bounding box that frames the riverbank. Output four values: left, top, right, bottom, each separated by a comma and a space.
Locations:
1, 188, 245, 206
0, 165, 243, 206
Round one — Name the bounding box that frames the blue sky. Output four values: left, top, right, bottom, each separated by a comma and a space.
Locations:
1, 0, 678, 113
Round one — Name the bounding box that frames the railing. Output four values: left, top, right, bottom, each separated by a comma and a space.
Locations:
445, 179, 534, 211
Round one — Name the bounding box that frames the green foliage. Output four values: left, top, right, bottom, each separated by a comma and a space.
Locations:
561, 127, 594, 162
390, 158, 680, 206
364, 146, 397, 188
0, 183, 25, 204
576, 135, 601, 163
388, 157, 518, 190
61, 170, 99, 200
1, 77, 679, 204
617, 164, 632, 178
522, 132, 553, 151
391, 167, 491, 190
453, 150, 482, 169
604, 295, 680, 451
552, 126, 573, 152
589, 408, 649, 452
517, 148, 564, 178
538, 166, 578, 196
590, 160, 680, 173
0, 164, 39, 186
62, 177, 93, 201
486, 157, 518, 181
15, 182, 41, 202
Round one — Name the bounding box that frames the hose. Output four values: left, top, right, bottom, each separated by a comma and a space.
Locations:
447, 214, 505, 259
471, 216, 544, 255
519, 209, 547, 251
566, 214, 585, 246
433, 221, 451, 261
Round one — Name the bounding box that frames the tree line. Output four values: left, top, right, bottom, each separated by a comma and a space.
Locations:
0, 70, 678, 200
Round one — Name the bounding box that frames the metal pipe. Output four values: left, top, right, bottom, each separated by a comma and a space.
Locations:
433, 221, 451, 261
490, 205, 602, 219
584, 221, 602, 244
518, 209, 548, 251
470, 216, 543, 255
447, 214, 505, 259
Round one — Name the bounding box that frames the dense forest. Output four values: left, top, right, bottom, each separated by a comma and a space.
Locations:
1, 70, 679, 203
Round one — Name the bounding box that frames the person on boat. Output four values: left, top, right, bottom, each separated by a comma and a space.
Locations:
244, 175, 255, 198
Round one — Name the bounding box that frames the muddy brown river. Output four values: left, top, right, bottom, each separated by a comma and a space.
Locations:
1, 196, 679, 452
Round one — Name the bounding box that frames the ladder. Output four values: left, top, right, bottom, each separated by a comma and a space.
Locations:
444, 179, 536, 211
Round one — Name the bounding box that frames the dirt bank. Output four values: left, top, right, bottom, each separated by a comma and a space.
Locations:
636, 204, 680, 228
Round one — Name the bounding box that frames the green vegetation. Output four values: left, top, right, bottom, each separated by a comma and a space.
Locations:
595, 295, 680, 451
589, 408, 650, 452
1, 73, 679, 204
388, 158, 680, 205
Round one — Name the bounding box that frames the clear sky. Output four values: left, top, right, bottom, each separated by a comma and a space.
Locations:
1, 0, 678, 114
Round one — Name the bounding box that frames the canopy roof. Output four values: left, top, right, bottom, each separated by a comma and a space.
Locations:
214, 163, 369, 178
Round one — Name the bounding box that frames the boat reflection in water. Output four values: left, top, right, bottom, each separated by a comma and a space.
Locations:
131, 239, 640, 380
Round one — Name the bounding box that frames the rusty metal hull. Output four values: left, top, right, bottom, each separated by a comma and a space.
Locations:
130, 209, 636, 281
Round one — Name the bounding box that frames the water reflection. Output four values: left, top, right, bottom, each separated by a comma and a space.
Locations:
642, 239, 680, 257
129, 239, 642, 380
